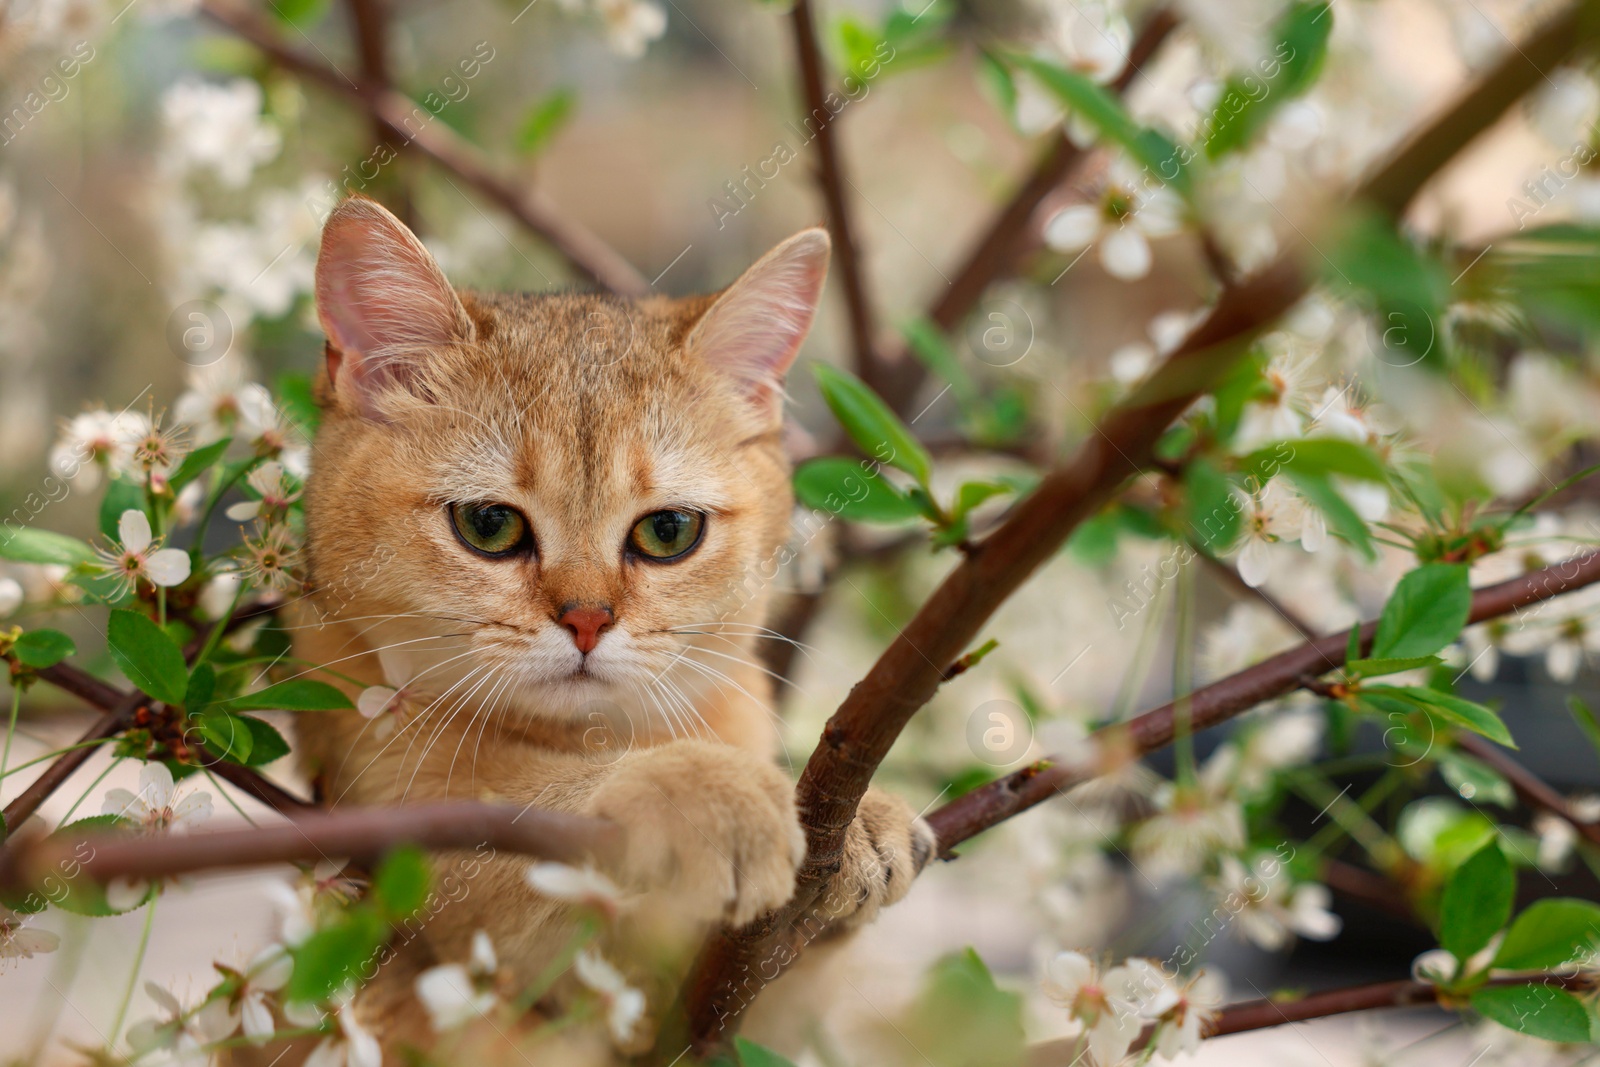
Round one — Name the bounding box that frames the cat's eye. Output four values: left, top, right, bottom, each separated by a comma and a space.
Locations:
449, 502, 531, 558
629, 509, 705, 561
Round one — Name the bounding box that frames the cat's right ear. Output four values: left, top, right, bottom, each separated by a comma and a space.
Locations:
315, 197, 474, 419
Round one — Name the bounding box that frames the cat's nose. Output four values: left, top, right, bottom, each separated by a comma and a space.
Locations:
558, 604, 615, 654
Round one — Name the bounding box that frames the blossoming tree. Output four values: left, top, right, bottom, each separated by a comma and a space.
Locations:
4, 0, 1600, 1065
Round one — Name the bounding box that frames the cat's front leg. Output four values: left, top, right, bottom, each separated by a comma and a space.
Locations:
586, 739, 807, 926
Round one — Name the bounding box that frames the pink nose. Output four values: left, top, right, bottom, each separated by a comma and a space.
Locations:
558, 605, 614, 654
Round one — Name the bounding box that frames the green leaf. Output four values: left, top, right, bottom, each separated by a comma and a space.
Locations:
274, 373, 321, 436
1284, 469, 1375, 560
1010, 55, 1190, 196
1471, 984, 1594, 1043
240, 716, 291, 767
952, 482, 1010, 520
1372, 686, 1514, 747
1437, 750, 1515, 808
1204, 1, 1333, 158
0, 528, 96, 567
269, 0, 327, 27
516, 88, 576, 156
977, 51, 1019, 126
793, 458, 924, 524
1184, 458, 1241, 551
1344, 655, 1443, 678
1326, 209, 1447, 371
1440, 842, 1514, 960
734, 1037, 799, 1067
169, 438, 233, 493
287, 909, 388, 1003
900, 948, 1026, 1067
1494, 899, 1600, 971
903, 318, 978, 407
195, 708, 253, 764
185, 662, 216, 716
99, 478, 147, 541
11, 629, 76, 668
1373, 564, 1472, 660
373, 846, 431, 921
107, 609, 188, 705
812, 364, 932, 485
1245, 438, 1387, 482
214, 678, 353, 713
1570, 695, 1600, 764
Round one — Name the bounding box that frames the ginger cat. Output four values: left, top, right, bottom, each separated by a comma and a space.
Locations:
289, 197, 932, 1060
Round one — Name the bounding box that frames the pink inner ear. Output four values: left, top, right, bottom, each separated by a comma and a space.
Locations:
315, 198, 470, 404
691, 229, 831, 412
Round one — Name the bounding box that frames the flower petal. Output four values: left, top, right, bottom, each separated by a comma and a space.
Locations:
357, 686, 398, 720
119, 510, 154, 554
1043, 205, 1102, 253
146, 549, 192, 588
1100, 225, 1152, 280
226, 501, 262, 522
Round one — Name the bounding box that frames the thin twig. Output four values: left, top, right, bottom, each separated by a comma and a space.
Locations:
788, 0, 881, 393
925, 551, 1600, 853
2, 685, 144, 836
1026, 972, 1591, 1065
0, 800, 619, 889
198, 0, 650, 295
1456, 732, 1600, 848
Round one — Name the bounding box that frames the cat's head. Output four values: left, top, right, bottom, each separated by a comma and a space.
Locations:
302, 197, 828, 733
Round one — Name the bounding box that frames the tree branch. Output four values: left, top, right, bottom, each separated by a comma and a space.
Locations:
1027, 973, 1592, 1065
198, 0, 650, 295
2, 661, 318, 833
788, 0, 881, 392
668, 2, 1600, 1041
1456, 732, 1600, 848
927, 551, 1600, 853
0, 800, 619, 890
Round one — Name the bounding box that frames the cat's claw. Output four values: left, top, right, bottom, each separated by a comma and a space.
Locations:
586, 740, 806, 926
817, 788, 937, 929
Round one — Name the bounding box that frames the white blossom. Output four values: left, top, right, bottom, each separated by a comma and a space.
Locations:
92, 510, 192, 598
573, 948, 646, 1046
1043, 163, 1184, 281
0, 907, 59, 968
161, 79, 281, 187
526, 862, 624, 913
1041, 951, 1146, 1065
415, 931, 501, 1032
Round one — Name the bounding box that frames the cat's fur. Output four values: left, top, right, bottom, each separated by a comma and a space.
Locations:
288, 197, 931, 1058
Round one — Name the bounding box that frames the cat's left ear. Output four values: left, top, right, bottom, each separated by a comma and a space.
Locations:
687, 228, 831, 425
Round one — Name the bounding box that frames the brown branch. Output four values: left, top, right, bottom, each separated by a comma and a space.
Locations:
198, 0, 650, 296
0, 800, 619, 891
2, 682, 144, 837
788, 0, 882, 392
1456, 732, 1600, 848
926, 552, 1600, 853
343, 0, 414, 227
669, 3, 1600, 1040
872, 8, 1181, 413
3, 660, 318, 834
1027, 973, 1591, 1066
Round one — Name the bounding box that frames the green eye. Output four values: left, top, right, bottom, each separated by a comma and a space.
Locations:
450, 502, 529, 557
629, 510, 704, 561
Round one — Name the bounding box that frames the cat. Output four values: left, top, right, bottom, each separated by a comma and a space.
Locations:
287, 196, 933, 1060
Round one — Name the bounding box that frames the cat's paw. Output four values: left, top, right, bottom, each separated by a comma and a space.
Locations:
586, 740, 805, 926
816, 788, 936, 929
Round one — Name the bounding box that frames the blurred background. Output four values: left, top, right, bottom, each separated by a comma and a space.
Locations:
4, 0, 1600, 1063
